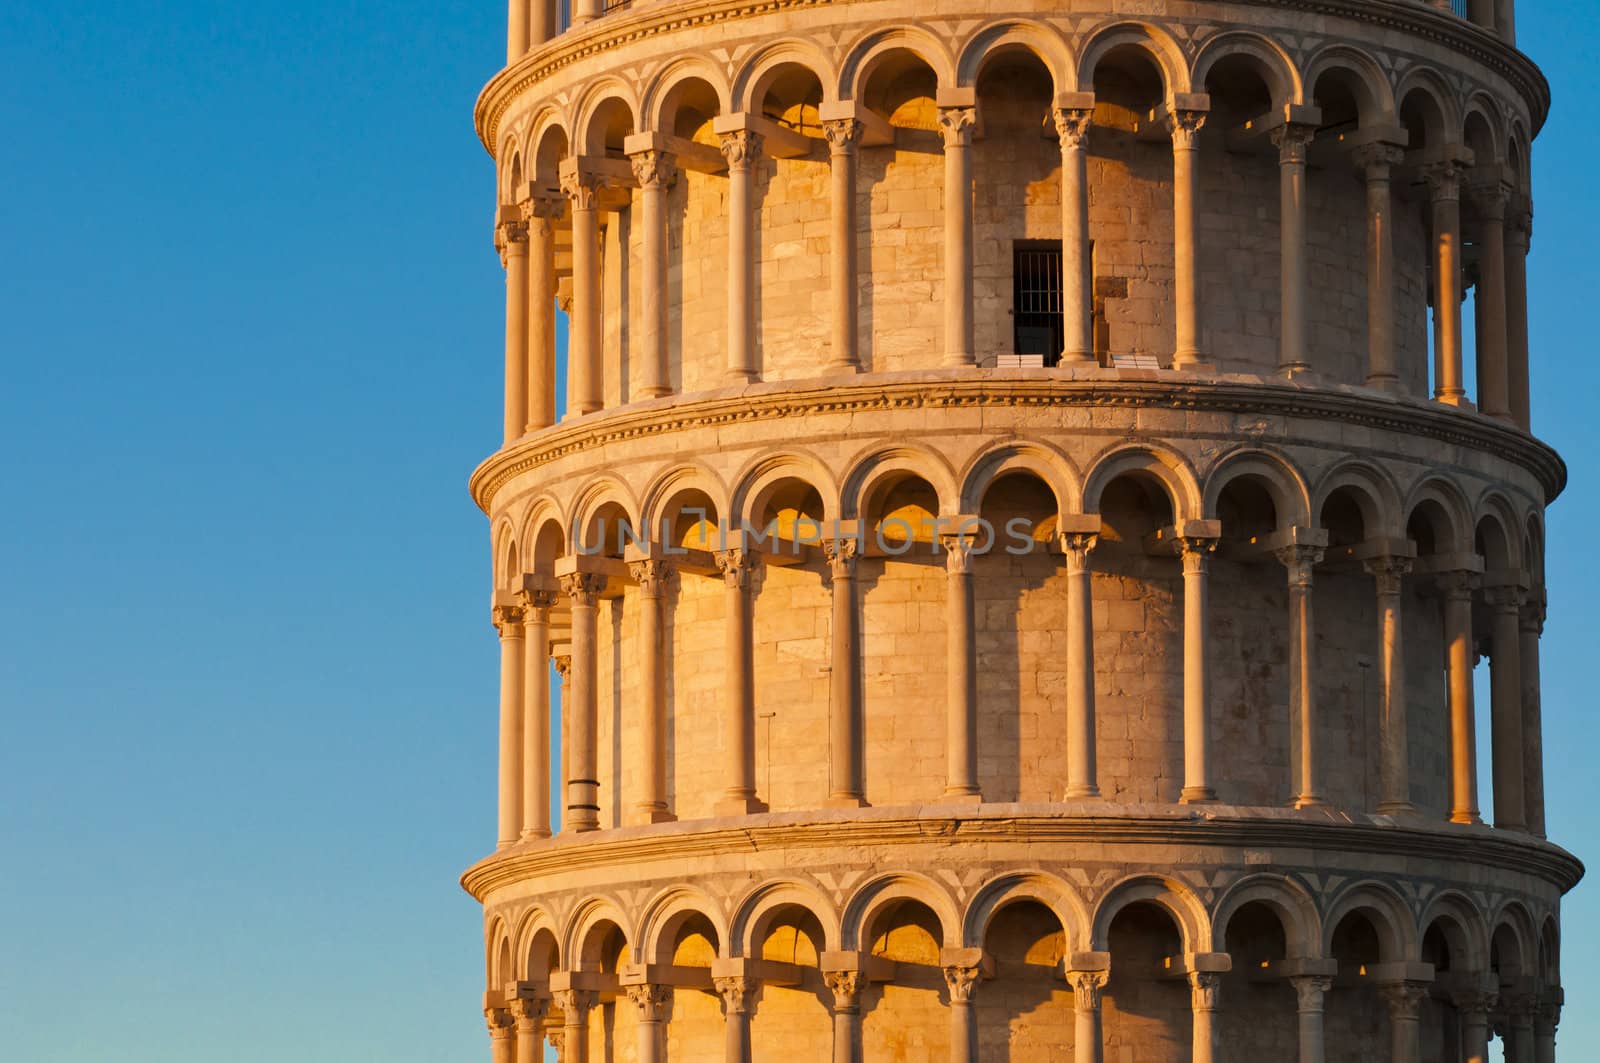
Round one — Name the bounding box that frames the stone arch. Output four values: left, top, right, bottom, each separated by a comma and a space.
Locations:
528, 110, 571, 193
1321, 880, 1417, 962
1463, 92, 1507, 166
839, 25, 957, 103
564, 896, 636, 971
731, 448, 840, 528
1090, 874, 1211, 952
1313, 458, 1404, 540
1474, 490, 1524, 570
730, 879, 842, 958
736, 38, 841, 113
841, 442, 961, 521
961, 870, 1090, 951
488, 916, 515, 987
573, 78, 640, 157
1191, 30, 1304, 108
841, 872, 960, 950
1507, 120, 1532, 193
955, 20, 1074, 94
500, 143, 525, 205
1082, 442, 1202, 521
1303, 43, 1397, 123
1076, 21, 1191, 98
1488, 898, 1538, 977
1524, 510, 1545, 583
1404, 476, 1475, 555
493, 517, 521, 591
1211, 873, 1322, 960
1538, 915, 1560, 987
643, 55, 732, 134
520, 498, 570, 572
569, 475, 643, 556
1201, 447, 1312, 527
958, 439, 1079, 518
637, 884, 728, 966
640, 462, 731, 547
514, 907, 563, 982
1418, 889, 1491, 973
1396, 67, 1463, 152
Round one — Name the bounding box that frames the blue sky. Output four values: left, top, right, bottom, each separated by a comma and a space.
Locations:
0, 3, 1595, 1060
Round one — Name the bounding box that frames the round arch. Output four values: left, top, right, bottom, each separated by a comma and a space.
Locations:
1090, 874, 1211, 953
736, 38, 840, 113
563, 896, 637, 972
1191, 30, 1304, 107
1312, 459, 1405, 540
961, 870, 1090, 952
955, 20, 1074, 93
729, 879, 842, 959
839, 25, 957, 103
1303, 43, 1397, 123
1076, 21, 1191, 98
1211, 873, 1322, 960
1082, 442, 1202, 522
841, 872, 961, 951
841, 442, 961, 521
637, 885, 729, 966
731, 447, 841, 528
1321, 881, 1417, 962
1201, 447, 1312, 527
1418, 890, 1492, 973
643, 55, 732, 134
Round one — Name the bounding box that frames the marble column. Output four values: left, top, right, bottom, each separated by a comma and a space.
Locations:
572, 0, 601, 25
938, 106, 977, 368
529, 0, 552, 47
520, 589, 557, 839
716, 976, 754, 1063
1353, 142, 1406, 390
1180, 536, 1218, 802
560, 170, 603, 416
826, 538, 865, 805
497, 215, 530, 444
1190, 971, 1222, 1063
720, 130, 763, 385
1366, 556, 1415, 815
1473, 180, 1513, 420
942, 535, 979, 798
1277, 545, 1326, 807
1488, 584, 1527, 831
944, 964, 981, 1063
1454, 988, 1496, 1063
526, 196, 561, 430
1425, 161, 1468, 405
823, 117, 864, 372
715, 549, 762, 814
1380, 981, 1429, 1063
1067, 969, 1109, 1063
1170, 109, 1209, 369
1535, 996, 1561, 1063
1440, 571, 1483, 823
826, 971, 862, 1063
626, 984, 671, 1063
1506, 199, 1533, 429
495, 603, 527, 847
553, 989, 595, 1063
1062, 532, 1101, 799
1055, 104, 1095, 363
487, 1006, 515, 1063
1290, 975, 1332, 1063
630, 150, 677, 399
560, 572, 606, 831
630, 560, 672, 824
1272, 123, 1318, 377
1508, 994, 1538, 1063
506, 0, 528, 63
1521, 592, 1547, 837
511, 998, 549, 1063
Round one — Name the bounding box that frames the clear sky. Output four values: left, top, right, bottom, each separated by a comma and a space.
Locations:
0, 3, 1596, 1061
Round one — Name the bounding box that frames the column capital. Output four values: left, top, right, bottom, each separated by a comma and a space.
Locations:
1520, 591, 1547, 635
624, 982, 672, 1022
824, 536, 859, 579
941, 534, 977, 575
558, 168, 602, 210
1450, 987, 1499, 1017
1378, 980, 1431, 1020
1178, 535, 1218, 574
558, 570, 607, 607
509, 995, 549, 1032
1509, 196, 1534, 245
1364, 554, 1414, 595
938, 105, 978, 148
942, 963, 984, 1004
628, 558, 674, 597
485, 1005, 515, 1036
493, 602, 527, 635
822, 117, 865, 154
1468, 177, 1513, 218
628, 149, 678, 191
718, 129, 764, 170
1422, 159, 1467, 202
1270, 121, 1318, 164
1165, 108, 1207, 150
1484, 582, 1526, 613
714, 974, 756, 1015
519, 582, 560, 614
552, 987, 597, 1017
1053, 106, 1095, 149
824, 969, 861, 1013
1537, 994, 1563, 1036
1435, 568, 1482, 600
1065, 968, 1110, 1009
1289, 974, 1333, 1012
1058, 529, 1100, 569
715, 547, 758, 589
1275, 544, 1325, 585
494, 217, 529, 265
1188, 969, 1223, 1012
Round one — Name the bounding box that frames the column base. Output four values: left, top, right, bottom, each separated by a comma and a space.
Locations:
564, 815, 601, 833
1277, 363, 1317, 381
1291, 795, 1329, 811
939, 788, 983, 804
1064, 785, 1101, 800
1449, 810, 1484, 825
723, 370, 758, 386
943, 354, 975, 369
1171, 360, 1217, 374
1180, 788, 1219, 804
637, 386, 673, 400
1364, 373, 1401, 392
715, 796, 768, 817
627, 807, 677, 826
1058, 351, 1096, 366
1376, 801, 1418, 817
823, 360, 860, 374
825, 795, 868, 810
518, 828, 554, 842
1434, 392, 1476, 410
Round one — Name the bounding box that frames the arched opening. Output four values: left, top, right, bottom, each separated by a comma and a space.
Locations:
860, 899, 950, 1057
975, 470, 1064, 802
1218, 901, 1297, 1056
1404, 493, 1464, 818
569, 918, 630, 1060
1103, 901, 1191, 1058
1316, 484, 1387, 811
653, 76, 724, 395
1326, 909, 1388, 1062
1399, 84, 1453, 399
1421, 915, 1473, 1061
749, 903, 832, 1057
978, 899, 1074, 1056
647, 911, 721, 1059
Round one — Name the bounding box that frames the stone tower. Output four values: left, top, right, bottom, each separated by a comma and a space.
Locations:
466, 1, 1575, 1060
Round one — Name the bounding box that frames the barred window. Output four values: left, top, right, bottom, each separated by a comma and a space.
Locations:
1013, 241, 1064, 365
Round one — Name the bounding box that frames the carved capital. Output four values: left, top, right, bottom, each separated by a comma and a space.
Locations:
1165, 109, 1206, 151
824, 970, 861, 1012
1537, 997, 1562, 1036
1275, 544, 1324, 587
1059, 532, 1099, 572
1351, 141, 1406, 178
626, 982, 672, 1022
484, 1006, 514, 1036
718, 130, 764, 170
1270, 122, 1317, 165
1054, 107, 1095, 150
1468, 178, 1512, 219
1509, 198, 1534, 245
938, 106, 977, 148
1484, 584, 1526, 613
1291, 974, 1333, 1013
559, 571, 607, 607
629, 149, 678, 191
1521, 594, 1547, 636
494, 218, 529, 265
1379, 980, 1431, 1021
1451, 989, 1498, 1018
493, 602, 527, 635
552, 988, 597, 1020
1066, 969, 1110, 1009
519, 587, 559, 615
510, 996, 549, 1031
1423, 160, 1465, 203
714, 975, 755, 1015
1189, 970, 1223, 1012
822, 118, 864, 154
943, 964, 982, 1004
942, 534, 976, 576
824, 537, 859, 580
629, 559, 673, 597
559, 169, 600, 210
1364, 555, 1414, 596
1178, 536, 1218, 576
1435, 569, 1481, 601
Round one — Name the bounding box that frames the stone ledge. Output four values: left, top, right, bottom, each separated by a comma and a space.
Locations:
459, 802, 1584, 900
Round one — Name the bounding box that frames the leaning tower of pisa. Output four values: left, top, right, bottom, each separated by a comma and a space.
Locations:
467, 0, 1575, 1060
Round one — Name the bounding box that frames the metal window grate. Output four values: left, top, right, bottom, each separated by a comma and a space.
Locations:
1013, 243, 1064, 364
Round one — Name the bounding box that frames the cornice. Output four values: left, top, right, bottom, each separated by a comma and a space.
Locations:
459, 805, 1585, 900
473, 0, 1549, 156
466, 373, 1568, 512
